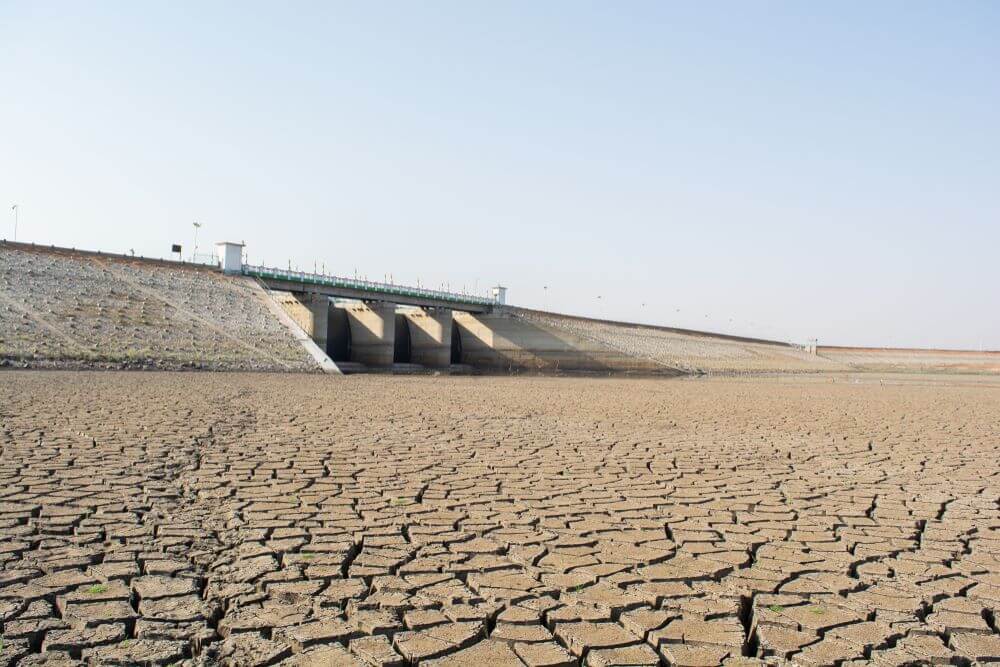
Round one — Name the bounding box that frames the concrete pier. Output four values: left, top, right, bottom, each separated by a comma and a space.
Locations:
343, 301, 395, 368
258, 287, 340, 373
281, 293, 330, 354
402, 308, 453, 368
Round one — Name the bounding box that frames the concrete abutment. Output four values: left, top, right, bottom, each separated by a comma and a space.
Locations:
279, 292, 330, 354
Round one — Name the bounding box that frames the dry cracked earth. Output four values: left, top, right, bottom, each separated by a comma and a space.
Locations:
1, 372, 999, 666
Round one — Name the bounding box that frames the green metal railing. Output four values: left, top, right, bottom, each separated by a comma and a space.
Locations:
243, 264, 494, 306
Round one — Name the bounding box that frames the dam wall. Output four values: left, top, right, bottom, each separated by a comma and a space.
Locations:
6, 241, 995, 376
508, 308, 846, 374
452, 311, 683, 375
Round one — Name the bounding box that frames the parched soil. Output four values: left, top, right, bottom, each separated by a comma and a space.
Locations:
1, 372, 998, 666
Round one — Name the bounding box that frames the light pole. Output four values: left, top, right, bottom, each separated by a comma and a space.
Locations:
10, 204, 17, 241
191, 222, 202, 261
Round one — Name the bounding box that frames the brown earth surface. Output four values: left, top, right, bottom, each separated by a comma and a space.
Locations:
1, 371, 998, 666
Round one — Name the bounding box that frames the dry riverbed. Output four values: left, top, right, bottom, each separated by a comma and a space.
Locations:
1, 372, 998, 665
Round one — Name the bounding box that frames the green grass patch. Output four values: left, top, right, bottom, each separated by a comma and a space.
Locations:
86, 584, 109, 595
767, 604, 784, 613
809, 606, 826, 615
301, 553, 315, 560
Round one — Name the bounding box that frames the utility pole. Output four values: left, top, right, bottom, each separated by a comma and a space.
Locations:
192, 222, 202, 261
10, 204, 18, 241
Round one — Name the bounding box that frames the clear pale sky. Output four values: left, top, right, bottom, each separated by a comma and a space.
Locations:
2, 2, 997, 349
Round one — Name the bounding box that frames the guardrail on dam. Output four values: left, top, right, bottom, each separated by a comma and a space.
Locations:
244, 264, 496, 312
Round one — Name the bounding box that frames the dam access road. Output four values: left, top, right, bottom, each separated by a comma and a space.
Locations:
1, 372, 998, 666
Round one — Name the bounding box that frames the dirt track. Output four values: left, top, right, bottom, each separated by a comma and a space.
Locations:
1, 372, 999, 665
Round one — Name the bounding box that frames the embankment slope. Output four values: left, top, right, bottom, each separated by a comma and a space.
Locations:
0, 243, 318, 371
510, 308, 846, 374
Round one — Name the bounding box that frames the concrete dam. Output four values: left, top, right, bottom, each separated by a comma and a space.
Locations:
274, 292, 689, 376
4, 240, 994, 375
244, 255, 836, 376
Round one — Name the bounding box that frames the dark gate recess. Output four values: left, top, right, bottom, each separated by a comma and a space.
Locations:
450, 320, 462, 364
393, 314, 411, 363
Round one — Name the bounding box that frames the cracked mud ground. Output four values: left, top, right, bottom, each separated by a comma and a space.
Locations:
1, 373, 999, 666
